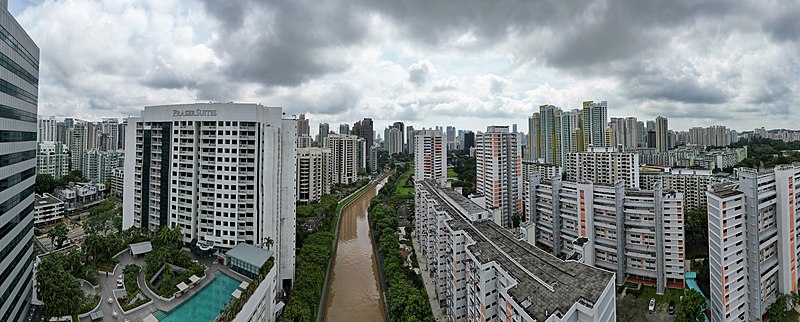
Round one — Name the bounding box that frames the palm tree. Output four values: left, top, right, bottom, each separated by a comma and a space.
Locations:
262, 237, 274, 250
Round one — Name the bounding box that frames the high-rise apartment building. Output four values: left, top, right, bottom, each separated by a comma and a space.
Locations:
416, 180, 617, 322
446, 126, 457, 151
624, 117, 639, 150
536, 105, 561, 164
527, 175, 685, 294
325, 134, 359, 185
655, 116, 669, 152
296, 147, 331, 203
527, 112, 541, 160
463, 131, 474, 151
581, 100, 608, 150
338, 123, 349, 135
475, 125, 522, 228
37, 141, 69, 180
352, 118, 374, 172
640, 167, 730, 211
0, 1, 39, 320
706, 166, 800, 322
99, 117, 120, 151
565, 146, 640, 189
318, 122, 330, 147
69, 121, 88, 171
384, 126, 403, 155
296, 114, 309, 137
82, 150, 122, 183
609, 117, 625, 148
38, 116, 56, 142
122, 103, 296, 288
405, 125, 415, 154
413, 129, 446, 184
118, 118, 127, 150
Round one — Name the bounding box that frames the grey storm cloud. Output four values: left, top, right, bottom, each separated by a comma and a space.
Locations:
200, 0, 369, 87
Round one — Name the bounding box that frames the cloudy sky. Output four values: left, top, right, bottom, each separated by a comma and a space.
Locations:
10, 0, 800, 135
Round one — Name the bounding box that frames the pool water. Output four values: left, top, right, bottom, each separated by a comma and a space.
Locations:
158, 270, 241, 322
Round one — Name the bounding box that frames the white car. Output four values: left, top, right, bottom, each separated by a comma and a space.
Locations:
648, 298, 656, 314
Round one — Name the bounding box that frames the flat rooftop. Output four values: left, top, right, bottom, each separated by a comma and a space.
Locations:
35, 194, 63, 206
420, 181, 614, 321
441, 188, 485, 215
708, 182, 742, 199
226, 243, 273, 269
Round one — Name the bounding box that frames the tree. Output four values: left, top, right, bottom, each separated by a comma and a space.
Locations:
37, 252, 85, 318
674, 289, 707, 322
48, 224, 69, 248
36, 174, 59, 194
766, 293, 795, 322
263, 236, 274, 250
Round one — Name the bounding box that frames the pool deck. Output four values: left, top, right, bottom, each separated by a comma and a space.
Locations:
83, 249, 251, 322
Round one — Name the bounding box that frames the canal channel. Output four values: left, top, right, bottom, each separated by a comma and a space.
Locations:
322, 178, 387, 322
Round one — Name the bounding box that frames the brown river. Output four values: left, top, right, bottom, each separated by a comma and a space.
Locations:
322, 179, 387, 322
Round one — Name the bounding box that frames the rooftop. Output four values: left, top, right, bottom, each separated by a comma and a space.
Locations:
420, 181, 614, 321
708, 182, 742, 199
129, 241, 152, 256
35, 193, 63, 206
226, 243, 273, 269
440, 187, 485, 216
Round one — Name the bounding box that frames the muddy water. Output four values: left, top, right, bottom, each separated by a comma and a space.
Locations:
323, 179, 387, 322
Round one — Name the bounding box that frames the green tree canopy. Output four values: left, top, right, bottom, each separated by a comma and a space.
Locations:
674, 289, 707, 322
48, 224, 69, 248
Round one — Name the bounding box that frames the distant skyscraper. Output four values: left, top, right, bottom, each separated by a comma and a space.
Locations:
296, 147, 331, 203
38, 116, 57, 142
537, 105, 561, 165
655, 116, 668, 152
446, 126, 456, 151
475, 126, 522, 228
527, 113, 541, 160
624, 117, 638, 150
70, 121, 88, 172
405, 125, 415, 154
581, 100, 608, 150
297, 114, 310, 137
318, 122, 330, 147
0, 2, 39, 320
326, 134, 359, 184
384, 126, 403, 155
392, 121, 405, 150
352, 118, 374, 172
117, 118, 127, 150
463, 131, 475, 151
37, 142, 69, 180
338, 123, 350, 135
414, 129, 446, 184
100, 117, 119, 151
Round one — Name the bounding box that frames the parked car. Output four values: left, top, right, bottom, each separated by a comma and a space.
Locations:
648, 298, 656, 314
669, 301, 676, 315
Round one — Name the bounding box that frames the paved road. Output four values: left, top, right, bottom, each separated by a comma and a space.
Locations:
411, 231, 447, 322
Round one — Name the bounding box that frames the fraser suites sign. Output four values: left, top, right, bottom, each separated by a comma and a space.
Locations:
173, 109, 217, 117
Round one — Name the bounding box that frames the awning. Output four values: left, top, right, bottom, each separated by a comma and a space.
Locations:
143, 314, 159, 322
177, 282, 189, 292
189, 275, 201, 284
232, 289, 242, 299
129, 241, 153, 256
239, 281, 249, 289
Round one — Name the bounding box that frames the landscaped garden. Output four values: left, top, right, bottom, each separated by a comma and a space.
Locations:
36, 249, 101, 321
144, 226, 206, 298
119, 264, 151, 311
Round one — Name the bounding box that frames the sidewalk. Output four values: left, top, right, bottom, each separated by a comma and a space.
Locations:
411, 231, 447, 322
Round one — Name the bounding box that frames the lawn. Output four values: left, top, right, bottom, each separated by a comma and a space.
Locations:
618, 285, 685, 320
447, 168, 458, 180
394, 166, 414, 198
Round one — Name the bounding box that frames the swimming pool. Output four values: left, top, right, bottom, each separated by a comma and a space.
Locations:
157, 270, 241, 322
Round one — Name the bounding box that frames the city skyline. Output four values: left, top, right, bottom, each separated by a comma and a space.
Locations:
9, 0, 800, 132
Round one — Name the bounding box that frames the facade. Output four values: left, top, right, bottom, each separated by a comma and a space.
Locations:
405, 125, 415, 154
475, 125, 522, 228
565, 146, 640, 189
413, 129, 446, 184
318, 122, 329, 147
0, 2, 39, 319
34, 193, 64, 227
634, 146, 748, 170
296, 147, 331, 203
36, 141, 69, 179
99, 117, 120, 151
122, 103, 296, 289
110, 167, 124, 196
82, 149, 122, 183
415, 180, 617, 322
527, 175, 685, 294
384, 126, 403, 155
296, 114, 309, 137
338, 123, 349, 135
38, 115, 56, 142
581, 100, 608, 150
655, 116, 668, 152
69, 121, 87, 171
325, 134, 359, 185
640, 167, 731, 210
706, 165, 800, 322
352, 118, 374, 172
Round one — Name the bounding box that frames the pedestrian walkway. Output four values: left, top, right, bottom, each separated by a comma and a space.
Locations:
411, 231, 447, 322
